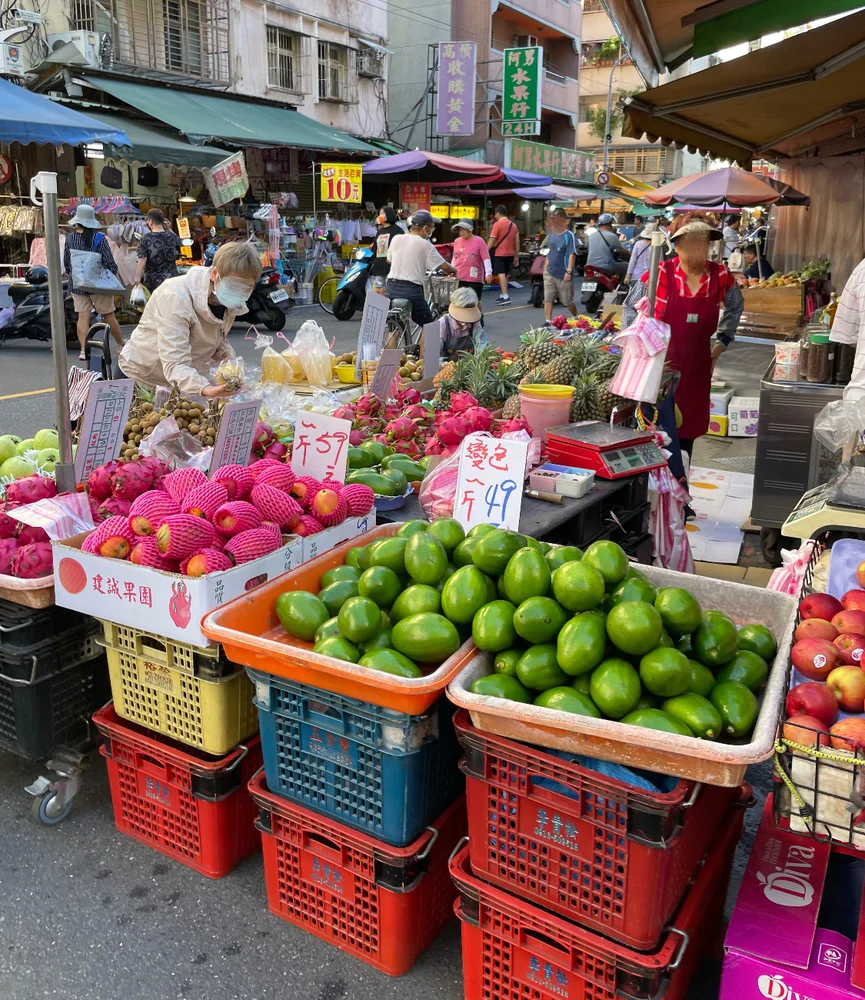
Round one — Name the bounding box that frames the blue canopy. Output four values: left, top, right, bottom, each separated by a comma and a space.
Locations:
1, 78, 130, 147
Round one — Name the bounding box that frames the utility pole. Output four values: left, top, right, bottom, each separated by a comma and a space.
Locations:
599, 52, 627, 216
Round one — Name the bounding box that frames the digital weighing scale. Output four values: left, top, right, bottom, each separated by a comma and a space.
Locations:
782, 466, 865, 539
545, 422, 667, 480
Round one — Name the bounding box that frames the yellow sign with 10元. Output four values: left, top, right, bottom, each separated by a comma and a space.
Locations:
320, 163, 362, 203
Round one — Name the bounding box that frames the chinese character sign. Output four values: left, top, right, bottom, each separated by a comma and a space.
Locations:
454, 433, 528, 532
320, 164, 362, 204
436, 41, 477, 137
74, 379, 135, 484
503, 47, 543, 128
399, 182, 431, 214
209, 400, 262, 474
204, 152, 249, 208
290, 412, 351, 484
507, 140, 594, 184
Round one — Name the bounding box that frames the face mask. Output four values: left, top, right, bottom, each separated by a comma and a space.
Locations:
214, 276, 251, 309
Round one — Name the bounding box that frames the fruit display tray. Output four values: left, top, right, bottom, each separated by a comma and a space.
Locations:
447, 565, 797, 786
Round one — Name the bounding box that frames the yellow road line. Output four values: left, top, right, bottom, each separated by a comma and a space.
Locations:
484, 304, 531, 316
0, 387, 55, 401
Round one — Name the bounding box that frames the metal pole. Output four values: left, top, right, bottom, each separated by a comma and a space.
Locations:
600, 53, 626, 216
646, 230, 665, 316
312, 162, 316, 220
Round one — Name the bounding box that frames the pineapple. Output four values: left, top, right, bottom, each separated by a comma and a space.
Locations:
487, 361, 520, 407
520, 367, 547, 386
502, 394, 521, 420
569, 374, 600, 422
520, 328, 559, 369
433, 360, 456, 387
594, 379, 625, 420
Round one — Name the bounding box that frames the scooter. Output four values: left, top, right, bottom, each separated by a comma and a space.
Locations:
246, 266, 293, 331
529, 248, 549, 308
333, 246, 374, 321
1, 266, 78, 347
581, 265, 622, 315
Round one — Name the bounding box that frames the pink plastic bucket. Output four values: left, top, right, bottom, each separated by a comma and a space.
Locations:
518, 387, 574, 438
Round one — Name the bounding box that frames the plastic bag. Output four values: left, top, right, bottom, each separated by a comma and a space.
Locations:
293, 319, 332, 386
814, 398, 865, 461
767, 539, 816, 595
138, 415, 212, 472
275, 331, 304, 382
130, 284, 150, 308
419, 450, 460, 519
212, 356, 245, 392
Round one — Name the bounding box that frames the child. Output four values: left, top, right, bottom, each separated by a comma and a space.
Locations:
439, 287, 487, 361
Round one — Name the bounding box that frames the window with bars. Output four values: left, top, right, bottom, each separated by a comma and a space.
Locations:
164, 0, 203, 76
609, 149, 667, 175
267, 26, 299, 91
318, 41, 353, 102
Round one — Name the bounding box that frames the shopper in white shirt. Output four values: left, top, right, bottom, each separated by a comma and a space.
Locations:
830, 257, 865, 400
386, 210, 455, 324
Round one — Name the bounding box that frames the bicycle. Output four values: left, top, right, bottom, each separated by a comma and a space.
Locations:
383, 272, 455, 352
317, 275, 340, 315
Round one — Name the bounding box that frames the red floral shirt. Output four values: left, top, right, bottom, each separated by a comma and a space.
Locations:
639, 260, 736, 320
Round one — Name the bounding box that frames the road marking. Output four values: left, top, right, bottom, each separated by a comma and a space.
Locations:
484, 304, 531, 316
0, 387, 55, 401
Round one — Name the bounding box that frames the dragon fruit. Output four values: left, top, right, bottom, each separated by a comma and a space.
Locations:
214, 501, 262, 536
110, 462, 154, 501
353, 415, 383, 435
449, 392, 478, 415
355, 394, 381, 417
181, 547, 233, 577
249, 458, 283, 480
349, 429, 364, 447
250, 484, 302, 529
87, 460, 121, 502
462, 407, 493, 432
129, 537, 180, 572
385, 416, 418, 442
340, 484, 374, 516
436, 415, 472, 446
182, 482, 229, 520
383, 402, 402, 422
84, 516, 135, 559
223, 527, 281, 565
402, 404, 432, 424
17, 523, 50, 545
11, 541, 53, 579
138, 456, 171, 491
290, 476, 323, 511
96, 497, 132, 523
5, 475, 58, 504
496, 417, 532, 435
0, 502, 20, 539
263, 441, 289, 462
311, 488, 347, 528
252, 421, 275, 453
391, 439, 423, 458
212, 464, 254, 501
372, 433, 390, 446
162, 467, 208, 501
0, 537, 18, 575
293, 515, 324, 537
129, 491, 181, 536
425, 437, 448, 456
333, 405, 356, 422
254, 465, 296, 493
156, 514, 216, 560
398, 387, 422, 407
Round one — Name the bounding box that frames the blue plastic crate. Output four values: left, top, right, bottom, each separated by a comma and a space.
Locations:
249, 669, 463, 846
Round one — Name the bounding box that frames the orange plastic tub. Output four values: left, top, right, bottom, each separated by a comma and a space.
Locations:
200, 524, 475, 715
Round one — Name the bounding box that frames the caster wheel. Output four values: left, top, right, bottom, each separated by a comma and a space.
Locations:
759, 527, 794, 569
32, 791, 73, 825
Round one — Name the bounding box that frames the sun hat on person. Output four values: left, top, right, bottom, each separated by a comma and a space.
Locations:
68, 204, 102, 229
669, 215, 724, 242
639, 222, 659, 238
448, 286, 481, 324
451, 219, 474, 233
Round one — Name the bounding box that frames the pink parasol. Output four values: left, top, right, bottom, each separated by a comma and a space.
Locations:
643, 166, 781, 208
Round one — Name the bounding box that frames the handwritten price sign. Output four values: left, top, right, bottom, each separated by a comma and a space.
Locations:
290, 412, 352, 483
454, 433, 528, 532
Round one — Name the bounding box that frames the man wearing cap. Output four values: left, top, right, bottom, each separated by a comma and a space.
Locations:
63, 203, 124, 360
386, 210, 455, 325
586, 213, 628, 279
451, 219, 492, 303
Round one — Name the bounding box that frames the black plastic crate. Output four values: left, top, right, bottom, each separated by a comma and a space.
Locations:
0, 628, 103, 684
622, 531, 654, 565
604, 472, 650, 513
605, 503, 652, 545
0, 598, 98, 651
0, 655, 110, 760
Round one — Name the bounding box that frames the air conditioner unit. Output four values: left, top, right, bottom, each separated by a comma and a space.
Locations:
45, 30, 107, 69
515, 34, 539, 48
0, 41, 30, 77
356, 47, 384, 78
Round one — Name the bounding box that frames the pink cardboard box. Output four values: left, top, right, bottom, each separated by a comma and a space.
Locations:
721, 797, 865, 1000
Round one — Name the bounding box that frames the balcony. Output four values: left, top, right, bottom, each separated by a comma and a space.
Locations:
583, 0, 606, 11
493, 0, 582, 41
580, 38, 631, 68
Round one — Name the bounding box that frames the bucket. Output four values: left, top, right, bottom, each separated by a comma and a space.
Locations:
519, 386, 574, 438
297, 282, 314, 305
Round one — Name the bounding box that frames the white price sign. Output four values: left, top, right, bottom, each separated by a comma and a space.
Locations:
453, 433, 528, 532
423, 320, 440, 379
74, 379, 135, 484
209, 399, 261, 473
355, 291, 390, 379
290, 412, 352, 483
370, 349, 402, 400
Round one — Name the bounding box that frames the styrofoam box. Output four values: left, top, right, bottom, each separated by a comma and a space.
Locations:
710, 388, 734, 416
728, 396, 760, 437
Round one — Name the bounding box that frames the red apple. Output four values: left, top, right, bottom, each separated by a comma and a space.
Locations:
857, 560, 865, 589
786, 681, 839, 727
784, 715, 830, 749
830, 717, 865, 752
795, 618, 839, 643
791, 638, 840, 681
800, 592, 844, 622
827, 666, 865, 712
834, 632, 865, 666
833, 609, 865, 635
843, 590, 865, 611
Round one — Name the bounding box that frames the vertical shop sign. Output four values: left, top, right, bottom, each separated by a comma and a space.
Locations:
436, 41, 477, 137
502, 46, 543, 138
204, 152, 249, 207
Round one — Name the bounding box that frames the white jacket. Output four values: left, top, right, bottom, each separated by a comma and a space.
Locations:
119, 266, 245, 395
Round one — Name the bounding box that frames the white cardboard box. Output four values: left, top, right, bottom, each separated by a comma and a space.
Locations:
301, 515, 372, 563
53, 534, 305, 648
727, 396, 760, 437
709, 388, 734, 417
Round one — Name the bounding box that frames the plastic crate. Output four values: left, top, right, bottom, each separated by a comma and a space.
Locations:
99, 621, 258, 756
451, 791, 748, 1000
93, 703, 262, 878
455, 710, 737, 950
249, 769, 466, 976
0, 626, 103, 684
251, 670, 463, 846
0, 655, 109, 760
0, 598, 97, 651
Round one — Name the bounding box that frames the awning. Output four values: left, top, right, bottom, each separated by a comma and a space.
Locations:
363, 149, 502, 180
72, 111, 230, 168
433, 168, 553, 189
81, 75, 379, 154
1, 77, 130, 147
644, 167, 780, 207
622, 12, 865, 166
600, 171, 655, 199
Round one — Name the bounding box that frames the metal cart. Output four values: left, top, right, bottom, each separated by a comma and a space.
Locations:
751, 359, 844, 565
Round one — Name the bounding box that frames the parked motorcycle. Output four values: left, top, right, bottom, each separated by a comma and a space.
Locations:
1, 266, 78, 347
580, 265, 622, 315
333, 246, 374, 321
529, 248, 549, 308
246, 266, 293, 331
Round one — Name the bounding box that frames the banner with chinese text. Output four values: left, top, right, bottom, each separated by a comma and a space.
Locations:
399, 182, 431, 213
506, 140, 595, 185
204, 152, 249, 208
436, 41, 477, 137
502, 46, 543, 137
320, 163, 362, 203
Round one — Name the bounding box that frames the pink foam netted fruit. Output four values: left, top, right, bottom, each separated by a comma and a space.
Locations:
129, 491, 181, 536
212, 464, 254, 501
311, 488, 347, 528
340, 484, 375, 516
156, 514, 216, 560
290, 476, 323, 511
224, 527, 281, 565
182, 482, 229, 521
294, 515, 324, 537
181, 548, 233, 577
129, 537, 180, 572
254, 465, 296, 492
162, 467, 208, 501
249, 458, 283, 481
214, 501, 263, 537
250, 483, 302, 529
259, 522, 283, 545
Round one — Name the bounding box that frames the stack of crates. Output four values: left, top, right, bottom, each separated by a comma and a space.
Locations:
92, 621, 262, 878
0, 598, 108, 761
449, 710, 751, 1000
246, 665, 468, 975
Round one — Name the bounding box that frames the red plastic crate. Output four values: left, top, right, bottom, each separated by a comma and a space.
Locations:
455, 709, 737, 950
451, 791, 749, 1000
249, 768, 466, 976
93, 704, 261, 878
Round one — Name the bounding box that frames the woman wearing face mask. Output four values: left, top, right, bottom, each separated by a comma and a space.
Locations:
119, 242, 262, 398
133, 208, 182, 293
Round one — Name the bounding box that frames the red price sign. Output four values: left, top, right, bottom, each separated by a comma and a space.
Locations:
454, 433, 528, 532
290, 412, 352, 483
320, 163, 362, 204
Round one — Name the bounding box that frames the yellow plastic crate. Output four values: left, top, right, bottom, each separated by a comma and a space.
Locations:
98, 621, 257, 756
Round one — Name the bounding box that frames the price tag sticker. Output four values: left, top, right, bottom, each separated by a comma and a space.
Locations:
454, 433, 528, 532
370, 349, 402, 400
209, 400, 261, 474
74, 379, 135, 484
290, 412, 352, 483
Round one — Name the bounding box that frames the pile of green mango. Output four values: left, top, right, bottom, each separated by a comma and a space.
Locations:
345, 441, 429, 496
